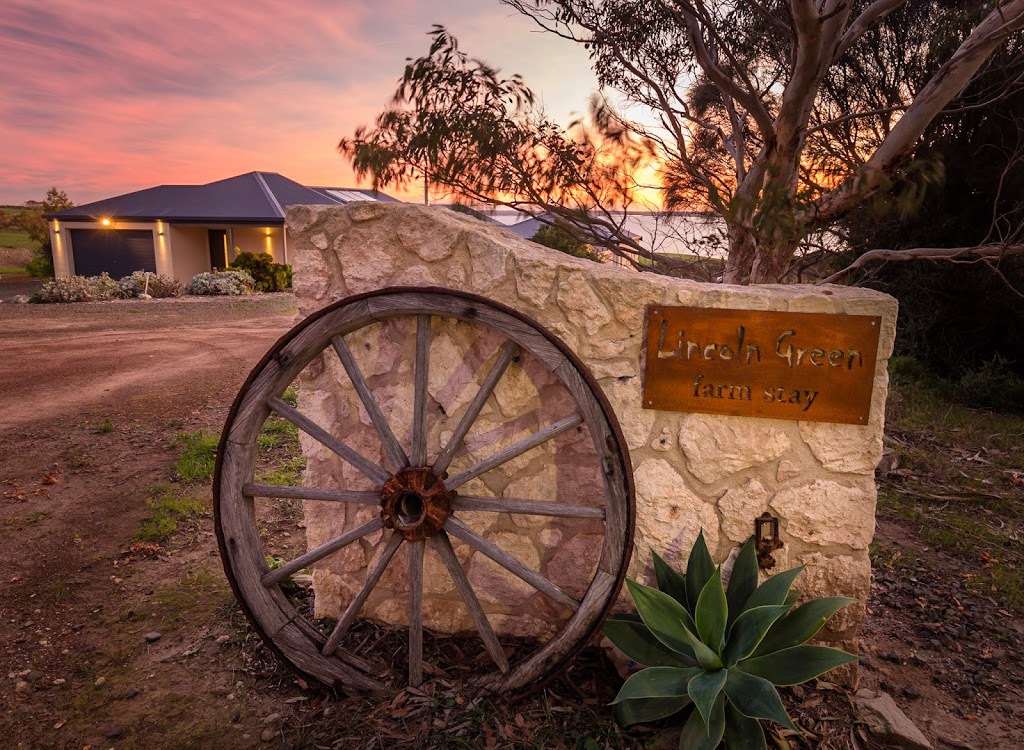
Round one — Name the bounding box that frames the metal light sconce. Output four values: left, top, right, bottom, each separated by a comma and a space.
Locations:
754, 512, 784, 570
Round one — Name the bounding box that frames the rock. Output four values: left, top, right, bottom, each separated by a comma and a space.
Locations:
678, 414, 792, 484
855, 689, 933, 749
25, 671, 43, 683
14, 680, 29, 693
903, 685, 921, 699
263, 713, 283, 727
261, 728, 276, 742
143, 631, 162, 643
94, 676, 106, 687
771, 479, 874, 549
104, 725, 125, 738
123, 688, 140, 699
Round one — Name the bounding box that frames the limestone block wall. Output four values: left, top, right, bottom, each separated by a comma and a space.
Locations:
285, 202, 897, 663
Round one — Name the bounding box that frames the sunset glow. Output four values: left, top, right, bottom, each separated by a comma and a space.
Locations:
1, 0, 599, 205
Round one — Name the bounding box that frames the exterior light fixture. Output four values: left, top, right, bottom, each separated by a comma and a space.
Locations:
101, 218, 111, 227
754, 512, 784, 570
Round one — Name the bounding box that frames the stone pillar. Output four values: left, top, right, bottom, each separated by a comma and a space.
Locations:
286, 202, 897, 679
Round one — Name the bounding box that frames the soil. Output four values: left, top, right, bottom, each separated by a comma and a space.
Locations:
1, 295, 1021, 749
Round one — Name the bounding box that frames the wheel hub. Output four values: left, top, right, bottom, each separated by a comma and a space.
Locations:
380, 467, 453, 540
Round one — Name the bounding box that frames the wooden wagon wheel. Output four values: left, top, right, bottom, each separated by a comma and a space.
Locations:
214, 287, 634, 697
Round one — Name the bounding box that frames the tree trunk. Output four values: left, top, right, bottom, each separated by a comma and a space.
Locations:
723, 225, 757, 284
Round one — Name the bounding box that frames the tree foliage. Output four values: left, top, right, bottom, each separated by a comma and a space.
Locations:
25, 187, 73, 277
341, 1, 1024, 284
530, 221, 603, 261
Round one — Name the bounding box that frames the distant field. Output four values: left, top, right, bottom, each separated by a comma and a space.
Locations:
0, 229, 38, 250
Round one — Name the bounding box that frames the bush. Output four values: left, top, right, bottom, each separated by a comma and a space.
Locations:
229, 251, 292, 292
37, 273, 120, 303
117, 270, 183, 299
959, 355, 1024, 413
25, 250, 54, 278
604, 533, 856, 746
186, 270, 256, 296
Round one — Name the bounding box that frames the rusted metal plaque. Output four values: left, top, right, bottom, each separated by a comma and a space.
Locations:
643, 306, 881, 424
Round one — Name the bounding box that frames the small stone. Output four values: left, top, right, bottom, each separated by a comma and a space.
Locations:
15, 680, 29, 693
104, 725, 125, 738
25, 671, 43, 683
52, 678, 65, 686
143, 631, 162, 643
215, 635, 231, 644
263, 713, 282, 727
123, 688, 140, 699
856, 689, 933, 749
261, 728, 276, 742
94, 677, 106, 687
903, 685, 921, 699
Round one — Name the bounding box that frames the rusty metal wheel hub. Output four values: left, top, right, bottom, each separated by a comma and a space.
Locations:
380, 467, 453, 540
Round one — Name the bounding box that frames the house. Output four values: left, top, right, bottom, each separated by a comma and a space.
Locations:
46, 172, 398, 282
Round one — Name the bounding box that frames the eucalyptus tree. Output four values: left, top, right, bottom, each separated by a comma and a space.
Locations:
341, 1, 1024, 284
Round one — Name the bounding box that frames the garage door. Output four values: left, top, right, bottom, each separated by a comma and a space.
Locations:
70, 229, 156, 278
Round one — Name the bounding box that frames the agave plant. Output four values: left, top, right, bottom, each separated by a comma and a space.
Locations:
603, 532, 857, 749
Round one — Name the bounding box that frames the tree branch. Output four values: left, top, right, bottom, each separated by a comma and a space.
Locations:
820, 243, 1024, 284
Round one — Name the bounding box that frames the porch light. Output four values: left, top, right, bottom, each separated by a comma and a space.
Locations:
101, 218, 111, 226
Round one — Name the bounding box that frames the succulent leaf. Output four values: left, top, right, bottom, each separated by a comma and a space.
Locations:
678, 696, 726, 750
742, 565, 804, 611
723, 605, 789, 666
612, 666, 702, 703
615, 696, 689, 727
695, 567, 728, 653
724, 701, 768, 749
687, 669, 728, 730
685, 530, 716, 616
739, 645, 858, 686
723, 668, 798, 731
726, 539, 759, 626
603, 615, 697, 668
684, 624, 724, 670
653, 549, 689, 609
626, 579, 699, 658
752, 597, 857, 656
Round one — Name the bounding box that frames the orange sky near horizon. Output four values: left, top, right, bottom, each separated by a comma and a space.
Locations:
0, 0, 602, 206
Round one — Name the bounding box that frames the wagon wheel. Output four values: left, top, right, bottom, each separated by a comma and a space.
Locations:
214, 287, 634, 697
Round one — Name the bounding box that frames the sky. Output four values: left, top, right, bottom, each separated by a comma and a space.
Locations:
0, 0, 600, 206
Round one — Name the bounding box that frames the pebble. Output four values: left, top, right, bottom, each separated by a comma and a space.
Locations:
104, 725, 125, 738
52, 678, 65, 686
123, 688, 140, 699
263, 713, 283, 727
144, 631, 162, 643
261, 728, 276, 742
903, 685, 921, 699
25, 671, 43, 683
15, 681, 29, 693
94, 677, 106, 687
216, 635, 231, 644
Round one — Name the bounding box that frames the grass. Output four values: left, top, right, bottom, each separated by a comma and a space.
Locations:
0, 229, 37, 249
0, 266, 28, 274
175, 430, 219, 481
95, 417, 114, 433
136, 484, 208, 542
879, 364, 1024, 611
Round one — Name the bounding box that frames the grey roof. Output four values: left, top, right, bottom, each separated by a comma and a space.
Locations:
49, 172, 397, 223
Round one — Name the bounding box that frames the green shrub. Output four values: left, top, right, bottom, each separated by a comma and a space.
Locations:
117, 270, 182, 298
37, 273, 120, 302
25, 250, 53, 278
959, 354, 1024, 413
604, 534, 856, 748
229, 251, 292, 292
186, 270, 255, 296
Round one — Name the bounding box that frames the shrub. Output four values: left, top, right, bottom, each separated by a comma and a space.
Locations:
25, 250, 54, 278
959, 354, 1024, 413
117, 270, 183, 299
36, 273, 120, 303
186, 270, 256, 296
229, 251, 292, 292
604, 533, 856, 748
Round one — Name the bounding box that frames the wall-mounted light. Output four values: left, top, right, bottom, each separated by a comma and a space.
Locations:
265, 229, 271, 237
158, 231, 164, 236
754, 512, 784, 570
101, 218, 111, 227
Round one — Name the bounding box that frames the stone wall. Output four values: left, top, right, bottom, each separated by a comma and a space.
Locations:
285, 202, 897, 669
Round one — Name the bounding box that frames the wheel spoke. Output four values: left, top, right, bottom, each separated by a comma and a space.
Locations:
429, 530, 509, 674
331, 335, 410, 473
322, 532, 404, 657
455, 496, 605, 519
243, 483, 380, 505
432, 340, 519, 476
444, 413, 584, 491
444, 517, 579, 612
411, 315, 431, 467
268, 396, 390, 486
262, 517, 384, 587
408, 539, 425, 687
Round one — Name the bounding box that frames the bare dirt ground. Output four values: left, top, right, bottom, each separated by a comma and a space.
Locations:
2, 296, 1021, 749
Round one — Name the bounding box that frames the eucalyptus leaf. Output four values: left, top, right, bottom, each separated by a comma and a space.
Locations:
612, 666, 702, 704
742, 565, 804, 611
752, 597, 857, 656
739, 645, 858, 686
685, 530, 716, 616
653, 550, 689, 608
695, 567, 728, 653
626, 579, 699, 657
724, 668, 798, 731
615, 696, 689, 727
604, 616, 697, 668
678, 695, 725, 750
723, 605, 789, 666
724, 701, 768, 750
687, 669, 727, 730
726, 540, 759, 626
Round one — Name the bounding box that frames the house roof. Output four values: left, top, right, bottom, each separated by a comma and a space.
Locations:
49, 172, 398, 224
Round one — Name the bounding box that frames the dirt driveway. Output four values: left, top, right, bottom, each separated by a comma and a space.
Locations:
1, 295, 299, 748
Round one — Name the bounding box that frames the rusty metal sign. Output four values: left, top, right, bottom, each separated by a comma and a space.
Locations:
642, 306, 881, 424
